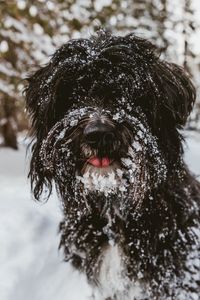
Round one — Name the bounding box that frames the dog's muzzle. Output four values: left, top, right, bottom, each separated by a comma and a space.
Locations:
83, 118, 116, 168
76, 113, 130, 194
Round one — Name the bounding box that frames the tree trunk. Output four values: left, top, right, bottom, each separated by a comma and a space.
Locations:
0, 96, 18, 150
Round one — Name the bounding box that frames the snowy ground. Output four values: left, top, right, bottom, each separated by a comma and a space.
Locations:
0, 131, 200, 300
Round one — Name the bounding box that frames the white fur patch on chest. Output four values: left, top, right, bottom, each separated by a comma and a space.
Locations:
93, 244, 146, 300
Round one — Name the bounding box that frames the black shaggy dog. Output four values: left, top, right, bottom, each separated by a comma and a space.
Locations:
25, 31, 200, 300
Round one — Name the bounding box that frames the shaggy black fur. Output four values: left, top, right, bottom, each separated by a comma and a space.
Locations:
25, 31, 200, 299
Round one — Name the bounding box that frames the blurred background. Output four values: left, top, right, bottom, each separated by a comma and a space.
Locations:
0, 0, 200, 148
0, 1, 200, 300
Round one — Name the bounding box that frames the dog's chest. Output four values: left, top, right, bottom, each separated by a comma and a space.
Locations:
93, 244, 146, 300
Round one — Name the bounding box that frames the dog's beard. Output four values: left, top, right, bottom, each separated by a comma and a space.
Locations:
40, 107, 167, 218
76, 161, 127, 195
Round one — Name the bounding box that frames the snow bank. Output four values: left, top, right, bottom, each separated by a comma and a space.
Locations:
0, 143, 91, 300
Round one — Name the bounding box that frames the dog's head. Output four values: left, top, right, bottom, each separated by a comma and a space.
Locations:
25, 31, 195, 213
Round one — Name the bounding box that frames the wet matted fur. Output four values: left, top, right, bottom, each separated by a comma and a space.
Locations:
25, 31, 200, 300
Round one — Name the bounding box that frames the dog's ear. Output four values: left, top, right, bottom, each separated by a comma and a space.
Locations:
155, 62, 196, 127
25, 64, 54, 201
25, 63, 54, 138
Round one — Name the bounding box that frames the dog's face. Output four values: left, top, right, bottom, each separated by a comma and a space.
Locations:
25, 32, 195, 215
39, 104, 167, 216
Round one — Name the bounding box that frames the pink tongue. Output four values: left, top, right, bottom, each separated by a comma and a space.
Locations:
102, 157, 110, 167
88, 157, 111, 168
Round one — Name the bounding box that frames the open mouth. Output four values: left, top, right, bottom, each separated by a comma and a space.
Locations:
79, 155, 120, 177
77, 156, 127, 194
87, 156, 114, 168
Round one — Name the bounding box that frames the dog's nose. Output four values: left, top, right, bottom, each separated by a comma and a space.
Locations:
84, 120, 115, 146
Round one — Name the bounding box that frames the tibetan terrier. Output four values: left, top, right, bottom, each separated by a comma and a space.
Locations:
25, 31, 200, 300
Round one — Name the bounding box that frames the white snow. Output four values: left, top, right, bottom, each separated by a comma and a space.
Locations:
0, 131, 200, 300
0, 140, 91, 300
